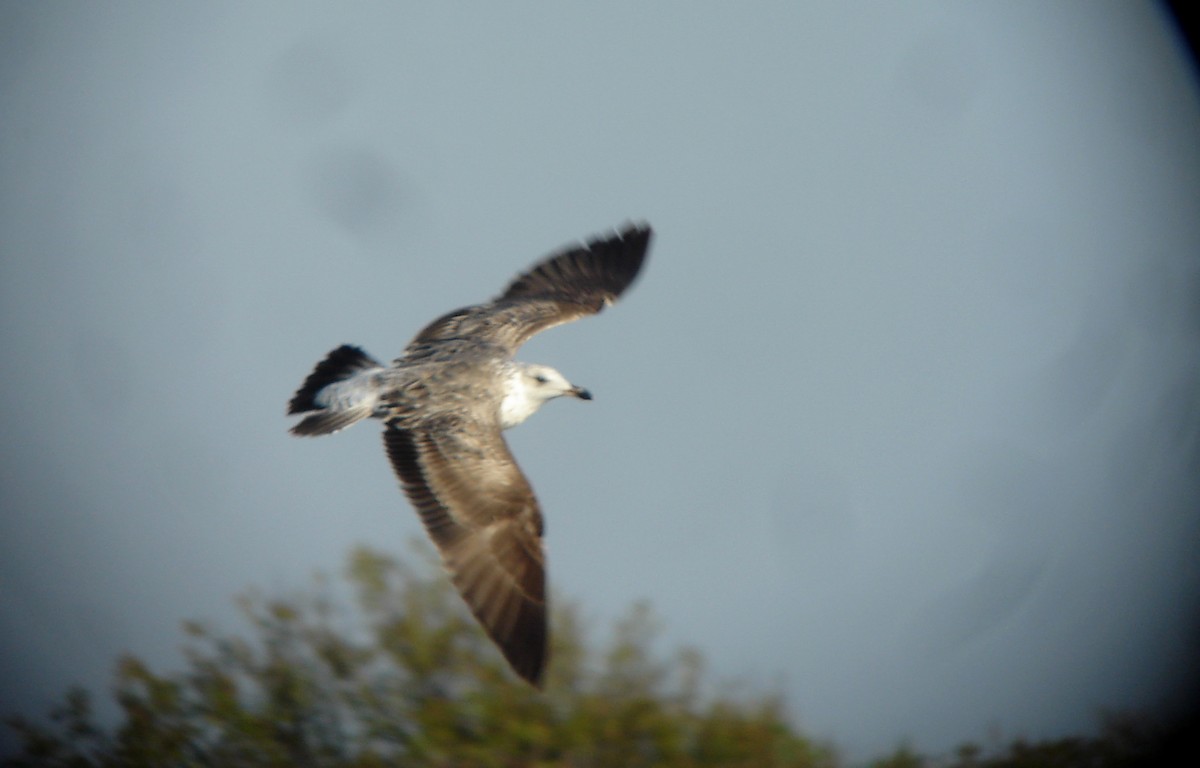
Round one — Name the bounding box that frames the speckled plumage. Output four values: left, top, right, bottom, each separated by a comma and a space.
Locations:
287, 224, 651, 686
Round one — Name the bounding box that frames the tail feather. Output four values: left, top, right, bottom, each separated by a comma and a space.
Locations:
290, 407, 374, 437
288, 345, 382, 415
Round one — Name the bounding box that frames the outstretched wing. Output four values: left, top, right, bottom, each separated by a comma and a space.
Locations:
406, 223, 651, 355
383, 417, 547, 686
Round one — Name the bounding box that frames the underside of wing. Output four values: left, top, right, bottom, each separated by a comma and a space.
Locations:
406, 223, 651, 354
383, 417, 547, 686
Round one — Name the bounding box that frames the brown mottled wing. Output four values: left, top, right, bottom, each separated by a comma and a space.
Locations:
406, 223, 651, 355
383, 417, 547, 686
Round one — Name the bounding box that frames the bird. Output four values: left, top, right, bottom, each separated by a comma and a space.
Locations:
287, 224, 652, 687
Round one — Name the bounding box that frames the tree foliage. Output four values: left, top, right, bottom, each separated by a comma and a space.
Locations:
868, 709, 1197, 768
7, 544, 1192, 767
3, 545, 834, 768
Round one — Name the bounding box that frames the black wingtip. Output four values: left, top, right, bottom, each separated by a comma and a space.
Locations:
614, 221, 653, 244
588, 221, 652, 289
503, 611, 548, 688
588, 222, 652, 263
521, 661, 546, 689
505, 222, 652, 303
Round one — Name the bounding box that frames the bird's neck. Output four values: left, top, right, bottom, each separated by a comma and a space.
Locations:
498, 371, 544, 429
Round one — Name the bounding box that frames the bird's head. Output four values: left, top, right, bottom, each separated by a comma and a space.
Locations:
521, 363, 591, 403
499, 363, 590, 430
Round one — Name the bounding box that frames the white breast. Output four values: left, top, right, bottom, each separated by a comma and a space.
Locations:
498, 380, 541, 429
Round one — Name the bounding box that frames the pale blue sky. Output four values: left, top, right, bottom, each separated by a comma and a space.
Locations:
2, 2, 1198, 761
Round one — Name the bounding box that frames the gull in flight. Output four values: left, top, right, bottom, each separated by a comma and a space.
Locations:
287, 224, 652, 686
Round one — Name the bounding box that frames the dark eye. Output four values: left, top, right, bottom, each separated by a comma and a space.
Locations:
534, 374, 548, 384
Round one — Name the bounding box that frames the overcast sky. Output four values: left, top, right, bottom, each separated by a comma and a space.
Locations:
2, 2, 1198, 761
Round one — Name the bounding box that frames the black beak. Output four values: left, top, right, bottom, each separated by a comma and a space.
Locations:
572, 386, 593, 401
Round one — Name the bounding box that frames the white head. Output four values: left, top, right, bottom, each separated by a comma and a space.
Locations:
499, 362, 591, 429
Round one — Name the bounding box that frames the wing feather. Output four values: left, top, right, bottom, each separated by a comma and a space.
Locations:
383, 418, 547, 686
406, 223, 651, 354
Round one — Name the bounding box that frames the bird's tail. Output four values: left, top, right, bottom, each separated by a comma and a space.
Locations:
288, 345, 384, 436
